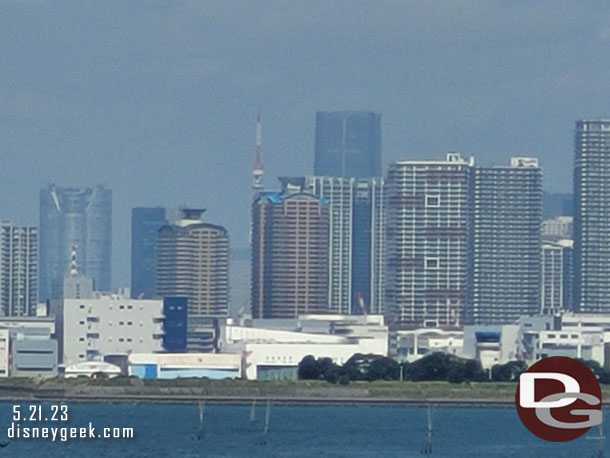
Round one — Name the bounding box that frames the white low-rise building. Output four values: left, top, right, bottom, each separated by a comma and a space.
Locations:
128, 353, 241, 379
394, 328, 464, 362
241, 342, 365, 380
62, 295, 164, 365
64, 361, 121, 378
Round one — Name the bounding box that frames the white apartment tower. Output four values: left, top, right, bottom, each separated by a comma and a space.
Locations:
0, 221, 37, 316
385, 153, 474, 328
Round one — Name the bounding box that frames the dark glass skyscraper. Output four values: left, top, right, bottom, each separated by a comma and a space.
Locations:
314, 111, 381, 178
39, 185, 112, 300
131, 207, 168, 299
574, 119, 610, 312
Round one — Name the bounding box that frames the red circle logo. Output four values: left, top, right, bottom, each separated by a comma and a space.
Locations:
515, 356, 602, 442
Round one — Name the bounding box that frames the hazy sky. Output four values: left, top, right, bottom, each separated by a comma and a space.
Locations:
1, 1, 609, 287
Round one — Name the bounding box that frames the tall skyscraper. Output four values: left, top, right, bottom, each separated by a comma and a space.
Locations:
0, 221, 37, 316
574, 119, 610, 312
157, 209, 229, 317
314, 111, 381, 178
39, 185, 112, 300
468, 158, 542, 325
251, 191, 329, 319
385, 153, 473, 328
131, 207, 168, 299
279, 176, 385, 315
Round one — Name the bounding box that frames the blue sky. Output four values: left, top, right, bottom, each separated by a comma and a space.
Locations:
0, 1, 608, 286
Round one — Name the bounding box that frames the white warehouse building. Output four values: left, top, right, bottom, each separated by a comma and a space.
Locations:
61, 295, 165, 365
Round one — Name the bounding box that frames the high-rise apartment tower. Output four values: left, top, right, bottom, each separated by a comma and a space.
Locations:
385, 153, 473, 328
0, 221, 37, 316
468, 157, 542, 324
156, 209, 229, 317
574, 119, 610, 312
251, 191, 329, 319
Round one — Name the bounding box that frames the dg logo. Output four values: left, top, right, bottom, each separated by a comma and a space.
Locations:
516, 356, 603, 442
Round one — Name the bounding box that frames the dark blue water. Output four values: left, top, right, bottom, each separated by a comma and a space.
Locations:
0, 402, 606, 457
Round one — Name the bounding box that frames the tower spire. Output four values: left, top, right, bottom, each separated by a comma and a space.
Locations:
251, 113, 264, 191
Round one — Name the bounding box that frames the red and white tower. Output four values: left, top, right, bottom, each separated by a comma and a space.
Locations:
251, 113, 264, 191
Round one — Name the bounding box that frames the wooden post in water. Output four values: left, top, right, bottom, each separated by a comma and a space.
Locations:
249, 398, 256, 422
197, 400, 205, 440
261, 399, 271, 446
420, 404, 433, 455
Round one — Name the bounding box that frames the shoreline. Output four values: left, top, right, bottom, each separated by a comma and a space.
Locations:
0, 379, 606, 406
0, 394, 516, 406
0, 379, 524, 405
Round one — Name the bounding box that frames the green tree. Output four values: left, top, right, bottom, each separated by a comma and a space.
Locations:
367, 357, 400, 381
491, 361, 527, 382
298, 355, 320, 380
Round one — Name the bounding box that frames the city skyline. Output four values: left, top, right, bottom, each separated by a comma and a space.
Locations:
1, 2, 605, 287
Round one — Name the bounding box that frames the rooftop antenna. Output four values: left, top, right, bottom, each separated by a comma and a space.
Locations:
251, 113, 264, 191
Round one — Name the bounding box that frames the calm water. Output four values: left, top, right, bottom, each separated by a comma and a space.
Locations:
0, 401, 606, 457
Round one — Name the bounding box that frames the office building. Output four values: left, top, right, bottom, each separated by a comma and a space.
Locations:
157, 209, 229, 317
39, 185, 112, 301
541, 240, 574, 315
574, 119, 610, 312
468, 157, 542, 325
314, 111, 381, 178
279, 176, 385, 314
385, 153, 474, 328
0, 221, 37, 316
251, 191, 329, 318
131, 207, 168, 299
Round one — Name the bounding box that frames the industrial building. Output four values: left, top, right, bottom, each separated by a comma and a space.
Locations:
61, 295, 166, 365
